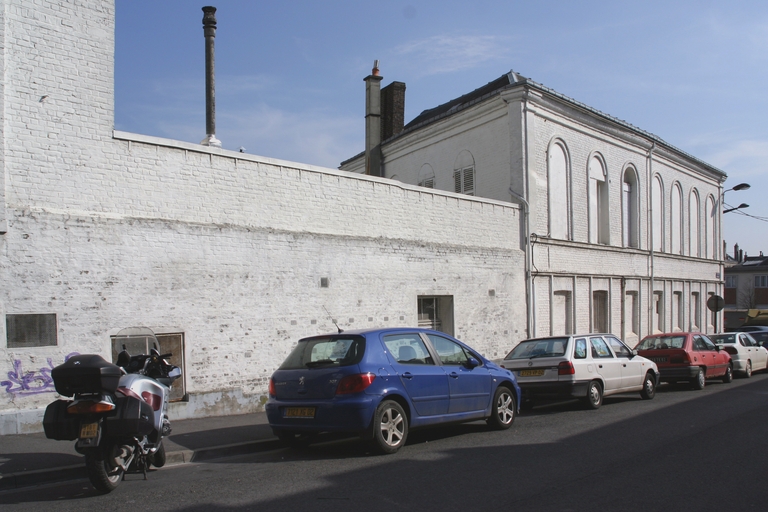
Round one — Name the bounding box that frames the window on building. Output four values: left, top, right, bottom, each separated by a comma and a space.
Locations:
553, 290, 573, 335
418, 163, 435, 189
654, 291, 664, 333
110, 331, 186, 401
417, 296, 454, 336
548, 141, 570, 240
755, 276, 768, 288
6, 314, 58, 348
652, 176, 664, 252
689, 190, 700, 257
588, 155, 609, 245
725, 276, 737, 288
706, 195, 717, 259
691, 291, 701, 331
622, 168, 639, 248
673, 291, 683, 331
624, 291, 638, 340
593, 291, 608, 333
453, 150, 475, 196
671, 183, 683, 255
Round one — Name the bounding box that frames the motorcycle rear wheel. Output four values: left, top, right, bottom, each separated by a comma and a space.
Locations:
149, 441, 166, 468
85, 450, 124, 493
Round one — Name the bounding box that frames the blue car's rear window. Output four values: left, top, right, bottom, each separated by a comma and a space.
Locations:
279, 335, 366, 370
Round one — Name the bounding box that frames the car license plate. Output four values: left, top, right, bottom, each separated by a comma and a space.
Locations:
80, 422, 99, 439
520, 369, 545, 377
284, 407, 316, 418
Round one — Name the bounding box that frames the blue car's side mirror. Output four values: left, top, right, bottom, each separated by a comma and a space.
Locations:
466, 357, 480, 368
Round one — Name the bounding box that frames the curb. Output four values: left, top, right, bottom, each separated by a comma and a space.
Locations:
0, 438, 282, 492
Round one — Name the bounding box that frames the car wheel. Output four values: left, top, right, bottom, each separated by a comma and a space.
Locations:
721, 364, 733, 383
691, 367, 706, 390
583, 381, 603, 409
744, 360, 752, 378
487, 386, 516, 429
640, 372, 656, 400
370, 400, 408, 454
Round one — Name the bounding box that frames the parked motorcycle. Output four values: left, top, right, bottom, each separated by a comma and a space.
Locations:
42, 327, 181, 493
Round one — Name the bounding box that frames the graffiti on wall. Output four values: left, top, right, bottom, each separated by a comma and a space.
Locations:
1, 353, 79, 396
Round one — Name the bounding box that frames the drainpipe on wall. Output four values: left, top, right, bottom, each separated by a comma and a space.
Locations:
364, 61, 383, 176
200, 6, 221, 148
509, 188, 533, 339
647, 142, 655, 335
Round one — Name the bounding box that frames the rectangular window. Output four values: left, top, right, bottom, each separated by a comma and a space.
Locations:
553, 291, 573, 335
417, 296, 454, 336
654, 292, 664, 333
624, 291, 638, 339
110, 331, 186, 402
453, 167, 475, 195
691, 292, 701, 331
725, 276, 737, 288
755, 275, 768, 288
673, 291, 683, 331
6, 314, 57, 348
593, 291, 608, 333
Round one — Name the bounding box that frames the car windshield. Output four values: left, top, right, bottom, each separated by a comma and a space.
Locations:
635, 336, 685, 350
504, 338, 568, 360
708, 334, 736, 344
278, 336, 365, 369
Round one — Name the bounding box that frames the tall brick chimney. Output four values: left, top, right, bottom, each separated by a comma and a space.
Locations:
381, 81, 406, 140
364, 60, 383, 176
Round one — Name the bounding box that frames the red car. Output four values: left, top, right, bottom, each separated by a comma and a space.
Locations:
634, 332, 732, 389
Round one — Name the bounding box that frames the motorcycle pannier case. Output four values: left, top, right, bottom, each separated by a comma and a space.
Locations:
51, 354, 122, 397
42, 399, 79, 440
104, 395, 154, 437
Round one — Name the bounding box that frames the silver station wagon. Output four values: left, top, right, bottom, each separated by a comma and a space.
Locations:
497, 334, 659, 409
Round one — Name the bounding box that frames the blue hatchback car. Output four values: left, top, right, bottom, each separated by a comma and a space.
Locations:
266, 327, 520, 453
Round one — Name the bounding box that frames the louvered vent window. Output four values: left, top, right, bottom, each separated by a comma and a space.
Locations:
453, 167, 475, 195
420, 178, 434, 188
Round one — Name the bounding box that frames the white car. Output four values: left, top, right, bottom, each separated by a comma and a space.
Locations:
497, 334, 659, 409
709, 332, 768, 377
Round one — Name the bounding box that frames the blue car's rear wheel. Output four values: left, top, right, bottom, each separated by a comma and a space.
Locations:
370, 400, 407, 454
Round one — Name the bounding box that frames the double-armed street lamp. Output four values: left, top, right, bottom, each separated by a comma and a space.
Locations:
723, 182, 750, 214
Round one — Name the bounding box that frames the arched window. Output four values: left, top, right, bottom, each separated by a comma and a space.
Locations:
689, 189, 700, 257
453, 151, 475, 195
671, 183, 683, 254
548, 140, 570, 240
418, 164, 435, 189
652, 175, 664, 252
622, 166, 639, 248
705, 195, 717, 259
588, 154, 609, 245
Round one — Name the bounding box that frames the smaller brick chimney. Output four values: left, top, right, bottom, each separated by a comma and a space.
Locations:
381, 81, 406, 141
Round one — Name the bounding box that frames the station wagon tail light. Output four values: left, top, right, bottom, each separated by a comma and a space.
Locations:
557, 361, 575, 375
336, 373, 376, 395
722, 346, 738, 356
268, 378, 276, 397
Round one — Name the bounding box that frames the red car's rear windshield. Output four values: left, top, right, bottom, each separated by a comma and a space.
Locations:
636, 336, 686, 350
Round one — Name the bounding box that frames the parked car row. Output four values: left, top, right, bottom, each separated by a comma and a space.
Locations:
265, 327, 767, 455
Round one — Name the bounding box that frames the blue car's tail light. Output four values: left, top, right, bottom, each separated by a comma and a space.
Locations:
336, 373, 376, 395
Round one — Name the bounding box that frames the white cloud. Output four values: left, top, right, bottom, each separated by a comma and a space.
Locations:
393, 35, 513, 76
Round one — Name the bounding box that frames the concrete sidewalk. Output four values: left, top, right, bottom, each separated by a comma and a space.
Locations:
0, 411, 280, 491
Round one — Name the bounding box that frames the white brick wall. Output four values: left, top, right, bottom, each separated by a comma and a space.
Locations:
0, 1, 526, 433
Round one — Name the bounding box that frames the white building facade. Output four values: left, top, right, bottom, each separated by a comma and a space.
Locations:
341, 71, 727, 348
0, 1, 526, 433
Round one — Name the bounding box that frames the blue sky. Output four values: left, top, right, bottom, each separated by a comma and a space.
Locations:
115, 0, 768, 257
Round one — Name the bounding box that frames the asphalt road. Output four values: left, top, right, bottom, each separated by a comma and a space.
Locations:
3, 374, 768, 511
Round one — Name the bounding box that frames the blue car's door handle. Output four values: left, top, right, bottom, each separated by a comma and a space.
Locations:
402, 372, 413, 379
449, 372, 459, 378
